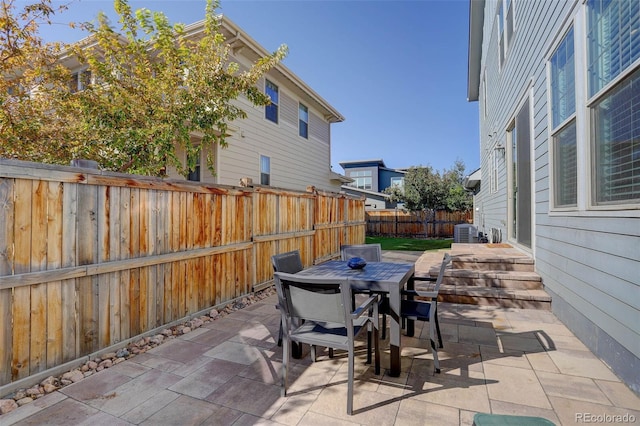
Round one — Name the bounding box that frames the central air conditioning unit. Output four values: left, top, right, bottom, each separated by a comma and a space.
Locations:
454, 224, 478, 243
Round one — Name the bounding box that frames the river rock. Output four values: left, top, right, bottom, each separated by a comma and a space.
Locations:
0, 399, 18, 414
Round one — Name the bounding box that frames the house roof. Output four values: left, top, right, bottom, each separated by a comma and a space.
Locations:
340, 185, 391, 199
329, 170, 353, 184
463, 167, 481, 190
467, 0, 485, 102
58, 15, 345, 125
339, 159, 386, 169
187, 16, 345, 124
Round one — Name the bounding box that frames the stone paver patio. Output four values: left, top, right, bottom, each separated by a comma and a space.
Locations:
2, 251, 639, 425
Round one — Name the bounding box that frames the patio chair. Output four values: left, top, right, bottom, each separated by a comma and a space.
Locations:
274, 271, 380, 415
340, 244, 388, 339
401, 253, 451, 373
271, 250, 304, 352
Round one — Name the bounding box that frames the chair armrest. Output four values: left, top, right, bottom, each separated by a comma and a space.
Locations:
352, 295, 379, 318
413, 276, 436, 282
402, 289, 437, 299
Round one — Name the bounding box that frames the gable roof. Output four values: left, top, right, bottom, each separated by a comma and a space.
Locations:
196, 16, 345, 124
58, 15, 344, 124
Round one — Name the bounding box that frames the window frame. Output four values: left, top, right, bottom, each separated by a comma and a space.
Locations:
260, 155, 271, 186
265, 79, 279, 124
390, 177, 404, 188
548, 25, 578, 210
348, 170, 372, 190
69, 68, 92, 93
585, 0, 640, 210
497, 0, 515, 70
298, 103, 309, 139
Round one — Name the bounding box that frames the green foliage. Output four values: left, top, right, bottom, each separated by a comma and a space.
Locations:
0, 0, 75, 163
384, 159, 472, 212
365, 236, 452, 251
68, 0, 287, 175
1, 0, 288, 176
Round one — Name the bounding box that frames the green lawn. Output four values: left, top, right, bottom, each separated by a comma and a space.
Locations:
365, 236, 452, 251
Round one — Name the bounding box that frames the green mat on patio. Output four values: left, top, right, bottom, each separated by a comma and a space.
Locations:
473, 413, 555, 426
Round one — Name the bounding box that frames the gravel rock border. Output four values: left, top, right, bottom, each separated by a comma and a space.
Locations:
0, 287, 277, 416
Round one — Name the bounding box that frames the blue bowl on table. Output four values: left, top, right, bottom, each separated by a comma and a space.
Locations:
347, 257, 367, 270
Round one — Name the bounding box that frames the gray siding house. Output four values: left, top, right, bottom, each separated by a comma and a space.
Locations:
467, 0, 639, 393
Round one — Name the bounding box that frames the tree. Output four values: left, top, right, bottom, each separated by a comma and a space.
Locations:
384, 159, 472, 212
0, 0, 74, 163
442, 159, 473, 211
1, 0, 288, 176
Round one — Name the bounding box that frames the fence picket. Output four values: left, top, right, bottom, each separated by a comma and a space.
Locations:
0, 159, 365, 391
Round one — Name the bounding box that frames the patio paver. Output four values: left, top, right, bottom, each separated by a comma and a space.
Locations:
1, 250, 639, 425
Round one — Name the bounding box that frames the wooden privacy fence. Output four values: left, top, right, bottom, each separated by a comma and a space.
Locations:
366, 209, 472, 238
0, 158, 365, 391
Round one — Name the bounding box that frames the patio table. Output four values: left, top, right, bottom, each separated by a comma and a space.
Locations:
295, 260, 416, 377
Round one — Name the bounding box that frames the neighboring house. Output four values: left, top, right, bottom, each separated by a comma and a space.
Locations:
340, 159, 405, 209
61, 15, 347, 193
340, 186, 393, 210
467, 0, 639, 393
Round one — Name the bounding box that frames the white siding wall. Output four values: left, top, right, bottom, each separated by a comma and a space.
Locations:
476, 0, 640, 392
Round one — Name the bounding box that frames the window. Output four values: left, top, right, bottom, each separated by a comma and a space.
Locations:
348, 170, 372, 190
554, 122, 578, 206
490, 150, 499, 194
265, 80, 278, 123
299, 103, 308, 139
588, 0, 640, 205
591, 68, 640, 204
187, 150, 201, 182
587, 0, 640, 97
498, 0, 515, 68
390, 177, 404, 188
498, 2, 505, 66
260, 155, 270, 185
550, 27, 577, 207
69, 69, 92, 93
482, 70, 488, 118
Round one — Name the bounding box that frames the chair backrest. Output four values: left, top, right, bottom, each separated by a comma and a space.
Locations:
271, 250, 304, 274
340, 244, 382, 262
273, 272, 352, 326
433, 253, 453, 294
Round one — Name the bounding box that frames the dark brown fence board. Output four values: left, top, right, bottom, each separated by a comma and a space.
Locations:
365, 209, 472, 238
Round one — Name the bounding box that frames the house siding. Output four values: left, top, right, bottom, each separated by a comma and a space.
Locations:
160, 23, 343, 194
472, 0, 640, 393
214, 82, 339, 192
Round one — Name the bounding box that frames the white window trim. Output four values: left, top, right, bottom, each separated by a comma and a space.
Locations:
547, 16, 580, 212
264, 78, 279, 125
259, 154, 270, 186
298, 102, 309, 139
545, 2, 640, 217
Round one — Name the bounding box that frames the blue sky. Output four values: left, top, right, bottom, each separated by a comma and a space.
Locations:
36, 0, 479, 176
